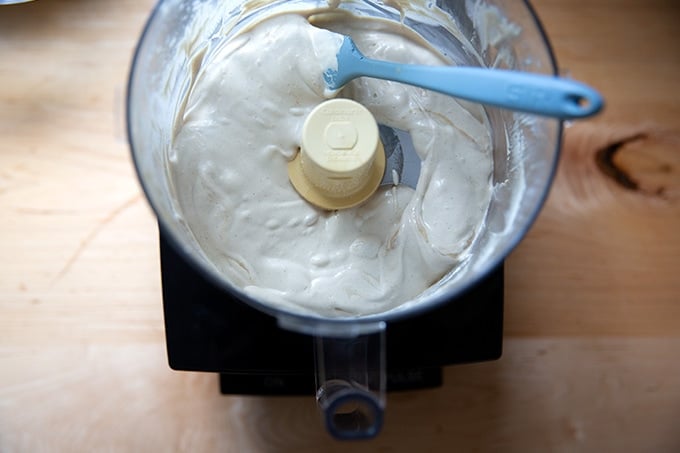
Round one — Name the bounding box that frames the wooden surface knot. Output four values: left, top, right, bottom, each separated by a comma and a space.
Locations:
594, 130, 680, 200
558, 124, 680, 206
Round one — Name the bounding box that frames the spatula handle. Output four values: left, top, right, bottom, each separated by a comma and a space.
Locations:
354, 59, 603, 119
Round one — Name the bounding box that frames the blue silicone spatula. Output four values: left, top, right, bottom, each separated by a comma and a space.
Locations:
324, 36, 603, 120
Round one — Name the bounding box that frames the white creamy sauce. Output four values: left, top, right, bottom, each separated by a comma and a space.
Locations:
170, 10, 493, 317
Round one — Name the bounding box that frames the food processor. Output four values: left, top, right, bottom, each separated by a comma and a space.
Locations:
127, 0, 568, 440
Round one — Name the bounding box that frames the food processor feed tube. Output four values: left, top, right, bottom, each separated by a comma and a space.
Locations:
128, 0, 595, 440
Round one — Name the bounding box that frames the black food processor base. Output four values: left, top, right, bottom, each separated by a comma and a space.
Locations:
160, 233, 503, 396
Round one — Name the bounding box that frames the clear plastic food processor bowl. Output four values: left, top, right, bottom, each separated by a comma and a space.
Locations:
127, 0, 561, 439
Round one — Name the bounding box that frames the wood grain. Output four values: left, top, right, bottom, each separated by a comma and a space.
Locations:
1, 0, 679, 451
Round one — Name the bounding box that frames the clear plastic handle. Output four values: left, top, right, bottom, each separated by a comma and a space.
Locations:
314, 328, 386, 439
277, 316, 386, 440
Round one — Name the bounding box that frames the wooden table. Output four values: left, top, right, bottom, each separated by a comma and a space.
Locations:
1, 1, 678, 451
